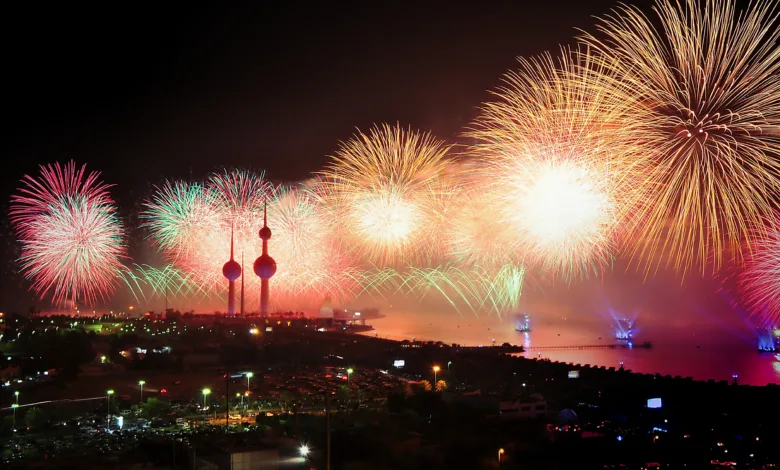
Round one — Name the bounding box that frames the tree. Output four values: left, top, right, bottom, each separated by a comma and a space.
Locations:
140, 398, 170, 419
279, 391, 293, 411
25, 407, 47, 431
420, 380, 432, 392
435, 380, 448, 392
1, 415, 13, 433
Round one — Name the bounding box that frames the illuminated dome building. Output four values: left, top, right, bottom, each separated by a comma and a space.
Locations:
222, 226, 241, 316
254, 201, 276, 316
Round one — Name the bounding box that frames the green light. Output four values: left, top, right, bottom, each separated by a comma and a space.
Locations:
107, 389, 114, 395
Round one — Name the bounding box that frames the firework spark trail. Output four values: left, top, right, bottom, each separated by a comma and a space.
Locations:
9, 161, 127, 306
319, 124, 455, 266
582, 0, 780, 276
357, 264, 525, 316
120, 264, 214, 302
468, 49, 633, 279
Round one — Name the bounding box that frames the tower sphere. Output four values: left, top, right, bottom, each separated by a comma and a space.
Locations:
222, 259, 241, 281
254, 254, 277, 279
259, 225, 272, 240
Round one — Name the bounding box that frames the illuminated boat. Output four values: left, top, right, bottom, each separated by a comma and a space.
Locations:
515, 313, 531, 333
614, 318, 636, 341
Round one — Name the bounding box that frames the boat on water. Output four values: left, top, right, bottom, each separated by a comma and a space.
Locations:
613, 318, 637, 341
757, 327, 778, 352
515, 313, 531, 333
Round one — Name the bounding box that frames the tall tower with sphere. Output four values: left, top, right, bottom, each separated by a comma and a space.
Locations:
254, 200, 276, 316
222, 225, 241, 316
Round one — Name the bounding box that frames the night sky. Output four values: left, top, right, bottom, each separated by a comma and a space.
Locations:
1, 0, 656, 309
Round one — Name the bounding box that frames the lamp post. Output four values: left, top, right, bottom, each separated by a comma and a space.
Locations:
433, 366, 440, 386
11, 403, 19, 431
246, 372, 253, 392
202, 388, 211, 424
138, 380, 146, 403
346, 368, 354, 387
447, 361, 452, 371
13, 391, 20, 430
498, 448, 505, 466
106, 390, 114, 429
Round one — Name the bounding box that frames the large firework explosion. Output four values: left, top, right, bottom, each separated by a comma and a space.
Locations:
583, 0, 780, 276
446, 182, 519, 269
268, 185, 360, 306
9, 161, 127, 306
468, 50, 635, 279
320, 124, 455, 266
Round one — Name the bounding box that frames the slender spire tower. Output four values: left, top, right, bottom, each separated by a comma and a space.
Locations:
254, 199, 277, 316
240, 250, 245, 316
222, 224, 241, 315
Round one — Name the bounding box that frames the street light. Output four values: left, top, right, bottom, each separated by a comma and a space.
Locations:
433, 366, 440, 385
447, 361, 452, 371
202, 388, 211, 424
138, 380, 146, 403
11, 403, 19, 431
346, 368, 354, 386
246, 372, 253, 391
498, 448, 505, 465
299, 444, 310, 458
106, 390, 114, 429
100, 355, 106, 364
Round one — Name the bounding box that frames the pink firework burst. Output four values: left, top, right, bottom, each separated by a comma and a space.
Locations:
9, 161, 127, 306
739, 213, 780, 326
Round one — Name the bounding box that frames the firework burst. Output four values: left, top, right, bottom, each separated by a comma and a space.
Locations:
320, 124, 454, 265
738, 213, 780, 326
582, 0, 780, 275
10, 161, 127, 305
468, 49, 633, 279
446, 185, 518, 269
269, 185, 359, 306
141, 180, 220, 260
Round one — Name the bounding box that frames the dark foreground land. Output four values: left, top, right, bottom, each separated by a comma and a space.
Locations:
1, 312, 779, 469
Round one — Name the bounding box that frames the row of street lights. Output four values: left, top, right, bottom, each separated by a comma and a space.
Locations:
101, 379, 148, 430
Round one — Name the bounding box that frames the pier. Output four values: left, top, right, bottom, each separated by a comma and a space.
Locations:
526, 342, 652, 351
